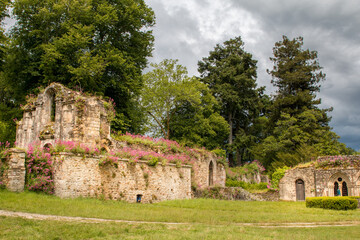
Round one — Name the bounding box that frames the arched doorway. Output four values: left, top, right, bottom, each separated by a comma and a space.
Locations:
43, 143, 53, 152
296, 179, 305, 201
209, 161, 214, 186
342, 182, 348, 196
334, 182, 339, 196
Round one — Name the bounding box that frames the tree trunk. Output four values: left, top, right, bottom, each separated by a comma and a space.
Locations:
228, 111, 234, 166
228, 112, 233, 145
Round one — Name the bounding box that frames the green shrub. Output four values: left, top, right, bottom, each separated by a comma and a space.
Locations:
146, 156, 159, 167
306, 197, 358, 210
270, 166, 290, 189
225, 179, 267, 190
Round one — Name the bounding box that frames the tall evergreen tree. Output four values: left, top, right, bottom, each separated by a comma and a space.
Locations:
4, 0, 155, 133
254, 36, 352, 171
268, 36, 328, 124
198, 37, 264, 165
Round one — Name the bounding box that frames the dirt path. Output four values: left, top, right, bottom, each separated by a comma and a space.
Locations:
1, 209, 359, 228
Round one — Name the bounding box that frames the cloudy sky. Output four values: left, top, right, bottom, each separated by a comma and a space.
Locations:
144, 0, 360, 150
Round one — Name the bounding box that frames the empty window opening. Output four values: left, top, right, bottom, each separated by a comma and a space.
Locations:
136, 194, 142, 203
209, 161, 214, 186
342, 181, 348, 196
295, 179, 305, 201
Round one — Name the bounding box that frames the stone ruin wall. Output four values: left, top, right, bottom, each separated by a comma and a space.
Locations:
7, 82, 227, 202
0, 149, 26, 192
53, 153, 191, 203
279, 167, 316, 201
192, 155, 226, 189
16, 83, 111, 149
111, 139, 226, 189
280, 167, 360, 201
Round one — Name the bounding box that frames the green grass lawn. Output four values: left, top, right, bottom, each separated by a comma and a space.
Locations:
1, 190, 360, 239
1, 216, 360, 240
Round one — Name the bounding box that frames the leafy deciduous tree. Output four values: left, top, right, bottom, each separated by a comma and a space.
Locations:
4, 0, 155, 133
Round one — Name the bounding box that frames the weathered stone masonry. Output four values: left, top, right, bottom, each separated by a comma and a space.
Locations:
4, 83, 226, 202
280, 166, 360, 201
16, 83, 111, 149
0, 149, 26, 192
53, 153, 192, 203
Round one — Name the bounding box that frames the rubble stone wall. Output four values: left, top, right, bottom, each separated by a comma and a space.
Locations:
280, 167, 360, 201
1, 149, 26, 192
192, 155, 226, 189
279, 167, 316, 201
53, 153, 192, 203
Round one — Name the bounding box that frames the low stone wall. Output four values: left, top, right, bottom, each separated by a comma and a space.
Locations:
53, 153, 192, 203
0, 149, 26, 192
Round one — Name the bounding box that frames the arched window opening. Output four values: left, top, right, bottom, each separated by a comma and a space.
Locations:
334, 182, 339, 196
296, 179, 305, 201
209, 161, 214, 186
342, 182, 348, 196
50, 92, 56, 122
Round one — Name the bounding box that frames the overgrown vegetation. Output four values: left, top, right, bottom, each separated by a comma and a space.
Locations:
225, 179, 267, 191
225, 160, 268, 191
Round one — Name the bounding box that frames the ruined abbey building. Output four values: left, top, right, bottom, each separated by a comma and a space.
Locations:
2, 83, 225, 203
280, 156, 360, 201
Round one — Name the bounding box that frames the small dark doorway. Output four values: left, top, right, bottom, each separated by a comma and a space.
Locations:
342, 182, 348, 196
209, 161, 214, 186
296, 179, 305, 201
136, 194, 142, 203
334, 182, 339, 196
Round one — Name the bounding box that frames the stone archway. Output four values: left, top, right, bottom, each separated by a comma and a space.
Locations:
295, 179, 305, 201
328, 172, 352, 197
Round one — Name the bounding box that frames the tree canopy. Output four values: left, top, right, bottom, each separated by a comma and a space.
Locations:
198, 36, 264, 165
141, 59, 229, 147
252, 36, 353, 171
4, 0, 155, 133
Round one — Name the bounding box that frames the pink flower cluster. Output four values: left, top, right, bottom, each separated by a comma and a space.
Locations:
99, 146, 196, 167
0, 141, 11, 158
54, 140, 100, 155
252, 160, 266, 173
26, 142, 54, 194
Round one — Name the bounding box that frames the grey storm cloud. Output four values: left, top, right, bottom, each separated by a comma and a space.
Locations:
145, 0, 360, 150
